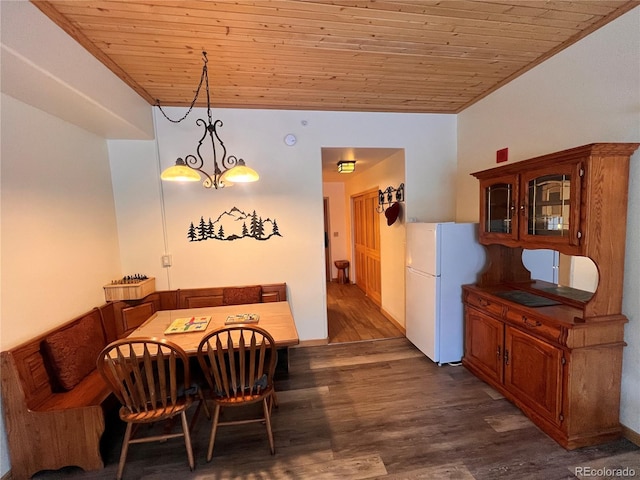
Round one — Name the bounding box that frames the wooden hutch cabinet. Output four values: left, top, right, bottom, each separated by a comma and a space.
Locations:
462, 143, 639, 449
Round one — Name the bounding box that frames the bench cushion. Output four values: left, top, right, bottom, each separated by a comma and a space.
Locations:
223, 286, 262, 305
44, 316, 105, 391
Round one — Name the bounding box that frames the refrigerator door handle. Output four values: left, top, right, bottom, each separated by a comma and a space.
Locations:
407, 266, 437, 278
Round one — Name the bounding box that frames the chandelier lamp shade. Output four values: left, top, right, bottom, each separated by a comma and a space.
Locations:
156, 52, 259, 189
160, 158, 201, 182
337, 160, 356, 173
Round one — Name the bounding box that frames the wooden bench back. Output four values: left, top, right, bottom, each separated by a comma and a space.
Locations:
122, 283, 287, 322
176, 283, 287, 309
3, 306, 117, 410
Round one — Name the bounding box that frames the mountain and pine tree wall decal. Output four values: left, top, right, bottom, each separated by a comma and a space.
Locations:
187, 207, 282, 242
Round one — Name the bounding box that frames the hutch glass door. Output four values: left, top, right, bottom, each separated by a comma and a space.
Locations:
527, 174, 571, 237
485, 182, 514, 234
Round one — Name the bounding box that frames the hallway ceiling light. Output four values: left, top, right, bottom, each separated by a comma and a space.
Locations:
157, 52, 259, 189
337, 160, 356, 173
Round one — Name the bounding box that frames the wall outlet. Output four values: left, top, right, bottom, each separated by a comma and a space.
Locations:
161, 254, 172, 267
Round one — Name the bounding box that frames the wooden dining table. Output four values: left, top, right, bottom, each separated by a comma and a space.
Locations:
128, 301, 299, 355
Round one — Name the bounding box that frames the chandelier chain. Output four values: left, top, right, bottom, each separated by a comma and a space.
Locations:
155, 52, 209, 124
204, 55, 213, 125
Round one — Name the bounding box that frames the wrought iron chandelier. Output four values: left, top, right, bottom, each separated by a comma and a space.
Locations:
157, 52, 259, 189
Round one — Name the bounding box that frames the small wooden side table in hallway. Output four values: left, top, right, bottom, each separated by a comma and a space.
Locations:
334, 260, 349, 284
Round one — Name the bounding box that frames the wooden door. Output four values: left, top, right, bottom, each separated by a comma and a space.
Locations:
354, 194, 366, 290
464, 308, 504, 384
504, 325, 563, 425
353, 189, 381, 306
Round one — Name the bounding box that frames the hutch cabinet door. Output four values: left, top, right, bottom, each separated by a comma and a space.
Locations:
478, 175, 519, 245
518, 163, 582, 251
504, 326, 563, 425
464, 308, 504, 384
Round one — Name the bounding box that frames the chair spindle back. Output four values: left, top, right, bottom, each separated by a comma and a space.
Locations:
97, 338, 190, 414
198, 326, 276, 400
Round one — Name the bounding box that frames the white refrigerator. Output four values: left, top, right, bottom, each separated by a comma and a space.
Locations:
405, 222, 486, 365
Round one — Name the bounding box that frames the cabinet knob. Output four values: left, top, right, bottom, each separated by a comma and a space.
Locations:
504, 349, 510, 365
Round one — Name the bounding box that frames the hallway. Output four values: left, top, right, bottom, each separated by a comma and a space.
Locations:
327, 281, 404, 344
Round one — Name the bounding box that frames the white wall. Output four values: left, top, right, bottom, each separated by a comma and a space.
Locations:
108, 139, 169, 287
109, 110, 455, 343
0, 94, 122, 349
402, 115, 457, 222
0, 94, 122, 477
456, 8, 640, 433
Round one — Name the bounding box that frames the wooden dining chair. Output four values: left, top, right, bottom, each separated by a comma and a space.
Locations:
97, 338, 203, 480
197, 325, 278, 462
121, 302, 155, 336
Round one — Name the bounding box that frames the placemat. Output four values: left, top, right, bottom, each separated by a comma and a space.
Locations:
495, 291, 562, 307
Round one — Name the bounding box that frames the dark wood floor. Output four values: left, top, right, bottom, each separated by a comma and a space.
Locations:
327, 281, 404, 344
33, 338, 639, 480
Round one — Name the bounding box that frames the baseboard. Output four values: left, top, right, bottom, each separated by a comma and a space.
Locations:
380, 308, 406, 335
295, 338, 329, 347
622, 424, 640, 447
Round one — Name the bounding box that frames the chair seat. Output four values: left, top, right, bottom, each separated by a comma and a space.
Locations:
213, 386, 274, 406
120, 398, 192, 423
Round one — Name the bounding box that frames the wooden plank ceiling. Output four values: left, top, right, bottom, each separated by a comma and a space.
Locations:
33, 0, 638, 114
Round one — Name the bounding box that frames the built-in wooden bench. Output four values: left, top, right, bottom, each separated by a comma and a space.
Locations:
0, 282, 287, 479
0, 306, 117, 480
